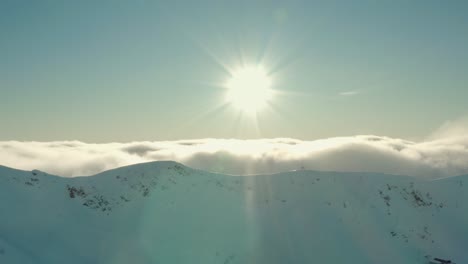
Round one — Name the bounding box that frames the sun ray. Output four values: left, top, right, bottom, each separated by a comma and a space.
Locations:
177, 101, 230, 133
190, 34, 236, 75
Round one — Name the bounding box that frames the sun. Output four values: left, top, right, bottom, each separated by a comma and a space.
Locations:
225, 65, 273, 113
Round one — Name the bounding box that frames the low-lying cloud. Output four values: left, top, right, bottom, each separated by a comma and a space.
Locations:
2, 133, 468, 178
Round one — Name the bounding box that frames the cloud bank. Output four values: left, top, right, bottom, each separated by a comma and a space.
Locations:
2, 133, 468, 178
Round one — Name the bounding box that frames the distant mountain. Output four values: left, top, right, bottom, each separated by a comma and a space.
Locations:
0, 161, 466, 264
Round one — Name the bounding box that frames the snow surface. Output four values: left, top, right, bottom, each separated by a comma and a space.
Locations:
0, 161, 466, 264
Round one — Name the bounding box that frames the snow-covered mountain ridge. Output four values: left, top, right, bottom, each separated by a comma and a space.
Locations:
0, 161, 466, 264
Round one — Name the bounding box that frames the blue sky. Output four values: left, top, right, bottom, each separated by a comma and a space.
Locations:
1, 0, 468, 142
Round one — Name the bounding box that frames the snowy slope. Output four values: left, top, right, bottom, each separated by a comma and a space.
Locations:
0, 161, 466, 264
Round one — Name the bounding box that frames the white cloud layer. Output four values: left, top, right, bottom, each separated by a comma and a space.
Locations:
2, 131, 468, 178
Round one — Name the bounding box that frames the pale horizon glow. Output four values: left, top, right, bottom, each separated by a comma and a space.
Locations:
225, 65, 274, 114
